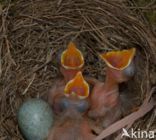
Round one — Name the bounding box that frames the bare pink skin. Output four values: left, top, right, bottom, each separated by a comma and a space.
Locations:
48, 79, 65, 114
48, 66, 81, 112
48, 67, 89, 114
60, 66, 83, 83
47, 109, 96, 140
88, 67, 129, 128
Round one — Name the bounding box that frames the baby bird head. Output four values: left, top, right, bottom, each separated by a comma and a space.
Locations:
60, 42, 84, 82
61, 42, 84, 70
100, 48, 136, 83
64, 72, 89, 99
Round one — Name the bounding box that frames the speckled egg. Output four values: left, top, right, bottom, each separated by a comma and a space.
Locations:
17, 98, 54, 140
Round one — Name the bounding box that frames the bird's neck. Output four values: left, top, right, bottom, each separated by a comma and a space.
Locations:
103, 68, 119, 94
62, 68, 80, 83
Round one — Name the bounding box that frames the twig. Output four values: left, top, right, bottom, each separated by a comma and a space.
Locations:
22, 73, 36, 95
18, 49, 57, 83
128, 6, 156, 10
95, 87, 156, 140
115, 87, 156, 140
95, 99, 155, 140
57, 0, 63, 7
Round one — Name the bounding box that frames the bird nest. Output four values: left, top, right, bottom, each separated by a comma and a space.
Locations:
0, 0, 156, 139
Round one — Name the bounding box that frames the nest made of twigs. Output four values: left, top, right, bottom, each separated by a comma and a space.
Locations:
0, 0, 156, 140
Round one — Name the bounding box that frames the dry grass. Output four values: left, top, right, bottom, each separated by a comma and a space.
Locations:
0, 0, 155, 139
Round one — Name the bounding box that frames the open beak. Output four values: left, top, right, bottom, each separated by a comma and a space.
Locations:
61, 42, 84, 70
100, 48, 136, 70
64, 72, 89, 99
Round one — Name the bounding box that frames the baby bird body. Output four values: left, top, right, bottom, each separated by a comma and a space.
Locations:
88, 48, 136, 128
48, 42, 86, 114
47, 109, 95, 140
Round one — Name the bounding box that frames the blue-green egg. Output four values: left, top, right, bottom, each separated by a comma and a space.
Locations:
17, 98, 53, 140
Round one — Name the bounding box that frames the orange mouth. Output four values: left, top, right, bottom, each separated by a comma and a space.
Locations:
64, 72, 89, 99
61, 42, 84, 70
100, 48, 136, 70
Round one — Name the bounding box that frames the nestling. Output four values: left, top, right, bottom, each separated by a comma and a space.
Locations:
62, 71, 90, 113
88, 48, 136, 128
48, 43, 88, 114
47, 108, 95, 140
60, 41, 84, 82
